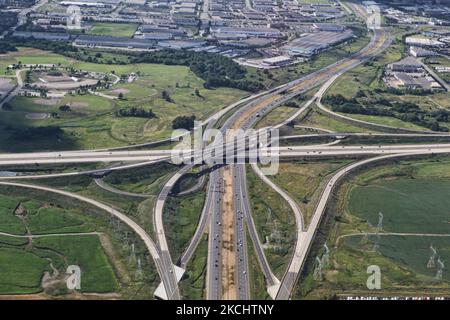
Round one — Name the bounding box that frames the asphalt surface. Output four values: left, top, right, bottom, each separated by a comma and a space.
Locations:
2, 2, 448, 301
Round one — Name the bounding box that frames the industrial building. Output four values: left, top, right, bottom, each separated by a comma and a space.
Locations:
210, 26, 283, 39
409, 46, 437, 57
281, 30, 354, 57
388, 56, 423, 72
74, 34, 156, 49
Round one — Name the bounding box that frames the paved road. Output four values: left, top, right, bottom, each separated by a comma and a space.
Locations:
153, 165, 197, 300
0, 150, 171, 166
0, 159, 169, 180
234, 164, 279, 297
206, 168, 223, 299
3, 142, 450, 166
0, 231, 102, 238
180, 176, 214, 268
0, 180, 172, 294
0, 69, 24, 109
417, 58, 450, 92
231, 164, 250, 299
94, 178, 150, 198
201, 24, 392, 299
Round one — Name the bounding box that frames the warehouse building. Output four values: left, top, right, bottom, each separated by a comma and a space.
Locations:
281, 30, 353, 57
74, 35, 156, 49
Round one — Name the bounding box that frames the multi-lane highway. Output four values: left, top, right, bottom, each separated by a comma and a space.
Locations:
2, 2, 449, 301
0, 15, 416, 301
200, 17, 392, 299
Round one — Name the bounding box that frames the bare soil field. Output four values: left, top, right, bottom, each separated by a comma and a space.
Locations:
221, 166, 237, 300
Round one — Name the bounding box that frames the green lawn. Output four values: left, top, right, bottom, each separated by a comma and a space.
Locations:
0, 194, 27, 234
0, 247, 49, 294
164, 188, 206, 260
34, 236, 119, 293
348, 179, 450, 234
180, 235, 208, 299
255, 106, 299, 129
341, 113, 429, 131
345, 235, 450, 282
295, 158, 450, 299
246, 165, 296, 279
269, 160, 351, 226
87, 23, 139, 38
301, 109, 378, 133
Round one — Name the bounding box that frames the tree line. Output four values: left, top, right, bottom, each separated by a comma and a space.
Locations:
324, 94, 450, 132
116, 107, 156, 119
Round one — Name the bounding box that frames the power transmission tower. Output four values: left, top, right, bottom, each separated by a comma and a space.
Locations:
427, 245, 437, 269
313, 256, 323, 281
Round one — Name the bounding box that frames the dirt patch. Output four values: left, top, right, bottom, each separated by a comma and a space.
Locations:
35, 98, 60, 106
14, 203, 26, 216
0, 78, 14, 93
221, 166, 237, 300
25, 113, 50, 120
111, 88, 130, 95
68, 102, 89, 108
232, 94, 281, 130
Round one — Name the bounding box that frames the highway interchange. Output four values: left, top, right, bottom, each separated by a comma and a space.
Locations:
1, 2, 450, 300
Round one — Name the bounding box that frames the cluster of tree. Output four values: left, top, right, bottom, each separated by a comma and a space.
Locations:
162, 90, 173, 102
0, 41, 17, 54
59, 105, 71, 112
285, 101, 300, 108
375, 87, 434, 96
324, 94, 450, 132
24, 70, 32, 83
10, 126, 64, 140
2, 102, 12, 110
172, 115, 196, 130
133, 50, 263, 92
116, 107, 156, 119
8, 37, 78, 54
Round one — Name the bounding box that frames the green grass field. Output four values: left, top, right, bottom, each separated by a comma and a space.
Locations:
269, 160, 351, 226
87, 23, 138, 38
0, 247, 49, 294
0, 185, 159, 297
180, 235, 208, 299
34, 236, 119, 292
295, 157, 450, 299
0, 48, 248, 151
164, 188, 206, 261
301, 109, 377, 133
255, 106, 299, 129
341, 113, 429, 131
348, 179, 450, 234
246, 165, 296, 278
345, 235, 450, 282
